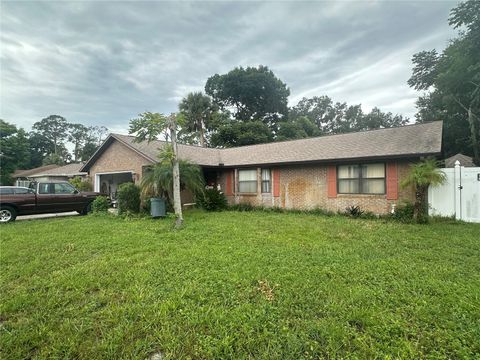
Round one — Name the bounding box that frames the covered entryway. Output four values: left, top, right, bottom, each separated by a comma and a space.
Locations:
95, 171, 134, 200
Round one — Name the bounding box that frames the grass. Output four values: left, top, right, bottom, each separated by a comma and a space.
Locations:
1, 211, 479, 359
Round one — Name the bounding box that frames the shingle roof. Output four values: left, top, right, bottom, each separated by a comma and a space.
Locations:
220, 121, 443, 166
13, 164, 60, 178
29, 163, 87, 177
444, 153, 476, 167
112, 134, 222, 167
82, 121, 443, 171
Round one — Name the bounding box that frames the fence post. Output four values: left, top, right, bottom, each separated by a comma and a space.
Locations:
454, 160, 462, 220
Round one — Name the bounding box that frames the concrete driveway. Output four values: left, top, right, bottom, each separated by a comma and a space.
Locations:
16, 212, 79, 221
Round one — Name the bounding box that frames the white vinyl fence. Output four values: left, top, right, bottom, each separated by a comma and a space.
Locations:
428, 161, 480, 223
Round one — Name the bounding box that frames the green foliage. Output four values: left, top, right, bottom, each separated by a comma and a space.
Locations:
28, 132, 55, 168
409, 0, 480, 163
401, 159, 447, 188
390, 202, 415, 223
0, 120, 30, 185
27, 119, 105, 168
210, 120, 274, 147
1, 212, 479, 358
205, 65, 290, 124
140, 148, 205, 205
178, 92, 217, 146
401, 159, 446, 223
117, 182, 141, 214
129, 112, 171, 143
68, 176, 93, 191
91, 196, 110, 213
68, 123, 89, 162
345, 205, 364, 218
42, 153, 65, 166
197, 188, 227, 211
227, 204, 338, 217
228, 203, 257, 212
80, 142, 98, 161
32, 115, 69, 156
276, 116, 320, 141
289, 96, 408, 136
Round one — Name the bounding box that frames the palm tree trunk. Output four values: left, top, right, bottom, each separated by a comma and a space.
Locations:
414, 185, 428, 223
199, 119, 205, 147
170, 116, 183, 228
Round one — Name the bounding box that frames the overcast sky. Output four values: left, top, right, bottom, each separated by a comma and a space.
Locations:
1, 0, 458, 133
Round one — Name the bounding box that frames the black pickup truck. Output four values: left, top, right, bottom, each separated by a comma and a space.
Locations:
0, 181, 102, 223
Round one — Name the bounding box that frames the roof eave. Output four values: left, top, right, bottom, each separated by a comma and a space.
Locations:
214, 151, 442, 168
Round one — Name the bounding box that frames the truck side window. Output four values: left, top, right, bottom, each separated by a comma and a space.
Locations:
14, 188, 29, 194
38, 184, 51, 194
54, 183, 75, 194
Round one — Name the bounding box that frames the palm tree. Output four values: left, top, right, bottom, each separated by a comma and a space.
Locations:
141, 146, 205, 206
401, 158, 446, 223
178, 92, 214, 147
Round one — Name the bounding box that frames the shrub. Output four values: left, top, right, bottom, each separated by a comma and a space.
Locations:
390, 203, 415, 223
345, 205, 364, 218
91, 196, 110, 213
197, 188, 228, 211
360, 211, 378, 220
228, 203, 257, 212
117, 182, 141, 214
69, 176, 93, 191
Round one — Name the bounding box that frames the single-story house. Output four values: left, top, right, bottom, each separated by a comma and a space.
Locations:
80, 121, 443, 214
14, 163, 87, 187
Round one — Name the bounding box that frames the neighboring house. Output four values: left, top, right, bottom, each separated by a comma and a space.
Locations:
13, 165, 61, 187
80, 121, 443, 214
13, 163, 87, 186
444, 153, 476, 168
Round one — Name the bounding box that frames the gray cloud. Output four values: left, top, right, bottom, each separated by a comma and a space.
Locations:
1, 0, 458, 133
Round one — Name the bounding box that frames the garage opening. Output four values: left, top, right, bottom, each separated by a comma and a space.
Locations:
95, 172, 134, 201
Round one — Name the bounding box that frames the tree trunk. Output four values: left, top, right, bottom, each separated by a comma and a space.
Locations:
467, 107, 480, 165
170, 116, 183, 228
199, 119, 205, 147
414, 185, 428, 224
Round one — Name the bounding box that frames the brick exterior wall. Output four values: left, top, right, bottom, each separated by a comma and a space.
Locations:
220, 161, 415, 215
90, 139, 153, 190
89, 139, 195, 204
89, 139, 415, 214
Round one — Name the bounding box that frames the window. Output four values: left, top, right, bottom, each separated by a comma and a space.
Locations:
16, 180, 30, 188
238, 169, 257, 193
0, 188, 14, 195
261, 169, 271, 193
54, 183, 76, 194
337, 163, 385, 194
14, 188, 30, 194
38, 183, 52, 194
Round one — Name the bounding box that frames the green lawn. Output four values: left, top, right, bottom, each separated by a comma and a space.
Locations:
1, 211, 479, 359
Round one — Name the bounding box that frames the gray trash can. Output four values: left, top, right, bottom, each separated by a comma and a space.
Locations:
150, 197, 166, 218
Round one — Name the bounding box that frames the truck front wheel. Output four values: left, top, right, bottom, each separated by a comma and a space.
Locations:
0, 206, 17, 223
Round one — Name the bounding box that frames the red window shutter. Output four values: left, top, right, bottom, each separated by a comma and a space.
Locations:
225, 170, 233, 196
273, 168, 280, 197
386, 162, 398, 200
327, 165, 337, 198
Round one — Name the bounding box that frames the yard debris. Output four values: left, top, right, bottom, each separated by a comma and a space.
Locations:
149, 351, 164, 360
256, 280, 278, 301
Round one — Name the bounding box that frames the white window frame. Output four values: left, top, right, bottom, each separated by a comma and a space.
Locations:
238, 169, 258, 194
261, 169, 271, 193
